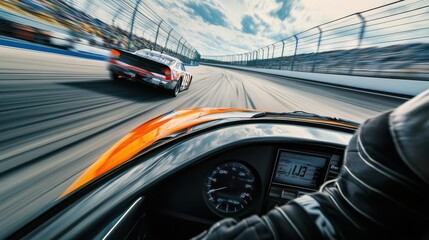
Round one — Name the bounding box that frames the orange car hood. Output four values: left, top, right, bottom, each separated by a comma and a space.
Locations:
62, 108, 258, 196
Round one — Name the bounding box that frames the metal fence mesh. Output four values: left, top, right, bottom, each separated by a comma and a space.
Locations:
202, 0, 429, 80
0, 0, 200, 63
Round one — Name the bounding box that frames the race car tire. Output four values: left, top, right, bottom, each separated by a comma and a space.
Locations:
186, 77, 192, 90
169, 78, 182, 97
110, 71, 119, 81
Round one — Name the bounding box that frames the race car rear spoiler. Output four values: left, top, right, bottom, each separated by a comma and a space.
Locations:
109, 49, 171, 77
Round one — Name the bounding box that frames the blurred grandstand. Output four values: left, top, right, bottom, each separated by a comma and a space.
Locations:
0, 0, 200, 63
1, 0, 427, 78
225, 43, 429, 80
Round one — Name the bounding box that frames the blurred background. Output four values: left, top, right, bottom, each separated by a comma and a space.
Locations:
202, 0, 429, 80
1, 0, 428, 78
0, 0, 200, 63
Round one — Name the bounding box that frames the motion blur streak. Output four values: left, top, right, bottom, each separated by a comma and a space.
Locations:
0, 48, 405, 232
0, 0, 200, 62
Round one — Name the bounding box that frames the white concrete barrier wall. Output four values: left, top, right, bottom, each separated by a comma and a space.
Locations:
205, 63, 429, 96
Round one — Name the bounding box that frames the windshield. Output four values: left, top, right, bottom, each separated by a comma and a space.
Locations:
0, 0, 426, 237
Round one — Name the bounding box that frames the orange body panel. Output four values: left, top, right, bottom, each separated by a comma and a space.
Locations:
62, 108, 256, 196
62, 108, 357, 197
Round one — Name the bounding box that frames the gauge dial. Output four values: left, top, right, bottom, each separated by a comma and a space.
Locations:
204, 162, 256, 215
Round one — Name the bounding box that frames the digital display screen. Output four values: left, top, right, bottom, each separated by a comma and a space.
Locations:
273, 151, 328, 189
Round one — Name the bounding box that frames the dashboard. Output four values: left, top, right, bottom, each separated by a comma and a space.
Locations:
10, 120, 355, 240
148, 141, 344, 237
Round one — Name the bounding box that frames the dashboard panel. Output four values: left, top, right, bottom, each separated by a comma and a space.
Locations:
148, 141, 344, 228
266, 148, 342, 210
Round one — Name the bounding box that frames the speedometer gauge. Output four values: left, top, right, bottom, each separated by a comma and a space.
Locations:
203, 161, 257, 215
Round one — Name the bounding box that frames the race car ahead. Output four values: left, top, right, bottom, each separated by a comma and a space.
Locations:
5, 91, 429, 239
108, 48, 192, 97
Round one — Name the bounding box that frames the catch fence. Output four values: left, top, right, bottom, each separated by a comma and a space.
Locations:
202, 0, 429, 80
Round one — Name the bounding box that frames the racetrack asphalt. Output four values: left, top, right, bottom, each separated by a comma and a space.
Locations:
0, 46, 406, 236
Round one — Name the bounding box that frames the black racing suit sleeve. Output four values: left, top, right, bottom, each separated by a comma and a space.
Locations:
193, 111, 429, 240
192, 203, 325, 240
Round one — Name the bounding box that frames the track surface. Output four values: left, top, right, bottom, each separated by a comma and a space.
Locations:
0, 46, 406, 235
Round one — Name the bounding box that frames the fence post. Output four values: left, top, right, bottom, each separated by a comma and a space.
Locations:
112, 6, 124, 26
271, 44, 275, 59
127, 0, 143, 50
271, 44, 275, 69
279, 40, 286, 70
185, 48, 190, 59
162, 29, 173, 53
185, 45, 189, 58
266, 46, 270, 60
291, 35, 299, 71
179, 44, 185, 56
349, 12, 366, 74
312, 26, 323, 72
175, 37, 183, 55
153, 20, 164, 51
356, 13, 366, 48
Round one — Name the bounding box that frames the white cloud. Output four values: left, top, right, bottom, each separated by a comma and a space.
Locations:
147, 0, 409, 55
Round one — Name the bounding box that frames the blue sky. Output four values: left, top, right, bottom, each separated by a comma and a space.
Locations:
148, 0, 394, 55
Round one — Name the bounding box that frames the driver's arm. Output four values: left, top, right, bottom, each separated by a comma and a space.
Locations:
193, 91, 429, 240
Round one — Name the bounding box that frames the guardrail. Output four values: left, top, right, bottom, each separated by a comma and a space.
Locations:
202, 0, 429, 80
0, 0, 200, 63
